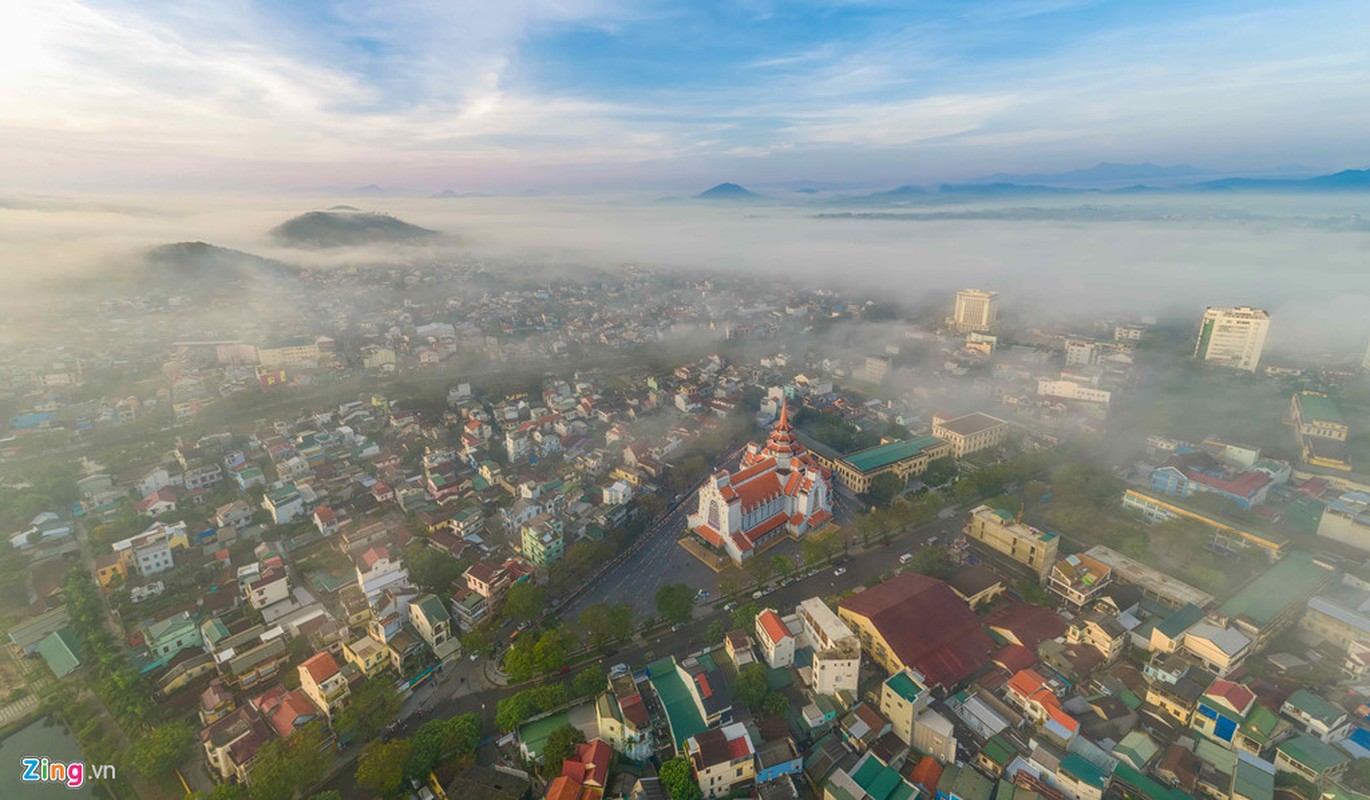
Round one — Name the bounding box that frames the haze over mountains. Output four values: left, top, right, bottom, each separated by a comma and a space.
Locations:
269, 210, 439, 248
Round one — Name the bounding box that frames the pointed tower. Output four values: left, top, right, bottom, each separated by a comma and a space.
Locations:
764, 399, 807, 472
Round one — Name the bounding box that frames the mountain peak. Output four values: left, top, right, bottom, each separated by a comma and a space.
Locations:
696, 182, 757, 200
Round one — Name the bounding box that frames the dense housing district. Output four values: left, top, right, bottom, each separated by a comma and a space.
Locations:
2, 265, 1370, 800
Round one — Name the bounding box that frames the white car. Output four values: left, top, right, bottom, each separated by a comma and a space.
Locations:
752, 589, 767, 599
833, 567, 847, 577
899, 553, 913, 564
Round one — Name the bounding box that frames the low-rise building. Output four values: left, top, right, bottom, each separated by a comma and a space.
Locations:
1049, 553, 1112, 609
298, 651, 349, 721
878, 669, 930, 746
1279, 689, 1349, 743
932, 412, 1009, 459
343, 635, 389, 677
965, 505, 1060, 578
1274, 735, 1349, 785
756, 608, 795, 669
797, 597, 861, 696
686, 723, 754, 799
1065, 612, 1126, 663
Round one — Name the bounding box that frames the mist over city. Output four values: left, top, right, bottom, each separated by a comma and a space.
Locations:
3, 3, 1370, 800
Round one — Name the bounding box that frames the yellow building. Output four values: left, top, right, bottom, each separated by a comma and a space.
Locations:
964, 505, 1060, 578
299, 651, 350, 720
932, 412, 1010, 459
257, 339, 320, 369
342, 635, 389, 677
95, 552, 128, 589
830, 437, 953, 495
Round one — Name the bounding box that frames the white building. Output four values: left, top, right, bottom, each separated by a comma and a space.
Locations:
952, 289, 999, 332
1038, 379, 1112, 405
755, 609, 795, 669
687, 402, 834, 565
796, 597, 860, 696
1194, 306, 1270, 372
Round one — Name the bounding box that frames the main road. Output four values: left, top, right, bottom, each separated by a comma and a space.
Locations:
314, 509, 965, 799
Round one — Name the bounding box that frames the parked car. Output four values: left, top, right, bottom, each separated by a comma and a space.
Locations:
723, 602, 737, 612
899, 553, 913, 564
752, 589, 767, 599
833, 567, 847, 577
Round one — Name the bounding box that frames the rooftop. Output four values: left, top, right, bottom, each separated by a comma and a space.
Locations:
841, 437, 945, 474
935, 412, 1007, 437
1295, 392, 1346, 425
1218, 551, 1332, 628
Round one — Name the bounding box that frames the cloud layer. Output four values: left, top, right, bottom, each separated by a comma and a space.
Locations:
4, 1, 1370, 191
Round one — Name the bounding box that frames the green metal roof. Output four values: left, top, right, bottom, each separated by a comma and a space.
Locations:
1240, 704, 1281, 744
1234, 758, 1274, 800
841, 437, 945, 473
981, 733, 1016, 767
1059, 753, 1110, 788
1219, 552, 1331, 628
415, 594, 450, 623
37, 627, 81, 678
1278, 734, 1350, 774
1155, 604, 1206, 639
1112, 763, 1192, 800
949, 761, 995, 800
1296, 392, 1346, 425
885, 670, 924, 703
1283, 688, 1344, 726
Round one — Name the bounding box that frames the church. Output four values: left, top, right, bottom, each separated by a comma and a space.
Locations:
688, 402, 834, 565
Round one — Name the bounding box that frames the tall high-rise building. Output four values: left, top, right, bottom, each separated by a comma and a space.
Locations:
1362, 340, 1370, 372
951, 289, 999, 332
1194, 306, 1270, 372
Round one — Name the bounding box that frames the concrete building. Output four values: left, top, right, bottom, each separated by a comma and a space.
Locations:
879, 669, 931, 746
1317, 492, 1370, 551
1037, 379, 1112, 405
965, 505, 1060, 578
1194, 306, 1269, 372
952, 289, 999, 333
520, 514, 565, 567
756, 608, 795, 669
256, 338, 320, 369
797, 597, 861, 696
686, 723, 754, 798
298, 651, 349, 720
1048, 552, 1112, 609
932, 412, 1009, 459
864, 354, 892, 385
830, 436, 953, 495
689, 403, 833, 565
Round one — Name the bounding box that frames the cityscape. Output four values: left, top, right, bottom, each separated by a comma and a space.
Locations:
4, 2, 1370, 800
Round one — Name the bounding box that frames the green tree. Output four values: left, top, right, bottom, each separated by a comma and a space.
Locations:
406, 714, 480, 780
401, 542, 466, 596
655, 584, 694, 624
923, 457, 957, 487
706, 620, 727, 643
357, 739, 411, 798
735, 663, 771, 709
607, 603, 634, 639
193, 784, 247, 800
770, 554, 794, 579
336, 678, 402, 742
540, 723, 586, 778
309, 793, 343, 800
868, 472, 905, 507
249, 723, 331, 800
125, 720, 196, 778
503, 581, 549, 622
747, 556, 776, 585
579, 603, 622, 647
461, 627, 492, 655
659, 755, 703, 800
731, 602, 761, 630
904, 547, 954, 579
1016, 578, 1053, 606
572, 667, 606, 699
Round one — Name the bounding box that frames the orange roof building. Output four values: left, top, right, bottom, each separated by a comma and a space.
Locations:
687, 401, 834, 565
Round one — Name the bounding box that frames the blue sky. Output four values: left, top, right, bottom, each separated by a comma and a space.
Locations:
3, 0, 1369, 192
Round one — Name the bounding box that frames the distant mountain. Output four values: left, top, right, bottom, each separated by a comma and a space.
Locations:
696, 182, 757, 200
269, 211, 438, 248
1196, 168, 1370, 192
431, 189, 461, 199
844, 185, 930, 204
327, 204, 361, 211
144, 242, 298, 283
351, 184, 389, 196
939, 182, 1081, 196
971, 162, 1212, 185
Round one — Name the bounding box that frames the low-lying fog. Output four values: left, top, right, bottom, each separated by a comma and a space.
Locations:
2, 190, 1369, 356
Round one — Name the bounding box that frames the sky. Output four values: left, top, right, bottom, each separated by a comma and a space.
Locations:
3, 0, 1370, 193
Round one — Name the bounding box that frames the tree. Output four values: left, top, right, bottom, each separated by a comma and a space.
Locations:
572, 667, 606, 699
309, 793, 343, 800
193, 784, 246, 800
770, 554, 794, 579
461, 628, 492, 655
747, 556, 776, 585
655, 584, 694, 624
735, 663, 771, 709
1016, 578, 1053, 606
904, 547, 954, 580
731, 602, 761, 630
541, 723, 587, 778
249, 723, 331, 800
407, 714, 480, 780
357, 739, 411, 798
401, 542, 466, 596
868, 472, 905, 507
503, 581, 549, 623
125, 721, 195, 778
607, 603, 634, 639
659, 755, 703, 800
336, 678, 402, 742
706, 619, 727, 643
497, 684, 570, 731
579, 603, 622, 647
923, 457, 957, 487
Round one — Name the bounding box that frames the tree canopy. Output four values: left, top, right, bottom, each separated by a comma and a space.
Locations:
356, 739, 412, 798
655, 584, 694, 624
540, 723, 586, 778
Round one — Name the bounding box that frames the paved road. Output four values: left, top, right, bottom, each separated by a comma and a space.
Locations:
316, 511, 965, 799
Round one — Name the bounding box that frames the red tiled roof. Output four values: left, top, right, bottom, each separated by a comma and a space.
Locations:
1185, 468, 1270, 498
695, 673, 713, 699
1007, 668, 1048, 699
313, 506, 335, 522
742, 512, 789, 544
839, 573, 993, 687
907, 756, 943, 792
301, 651, 339, 684
1206, 679, 1256, 714
545, 776, 580, 800
727, 736, 751, 760
693, 525, 725, 548
733, 470, 782, 511
986, 601, 1067, 649
758, 609, 790, 645
994, 644, 1037, 673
